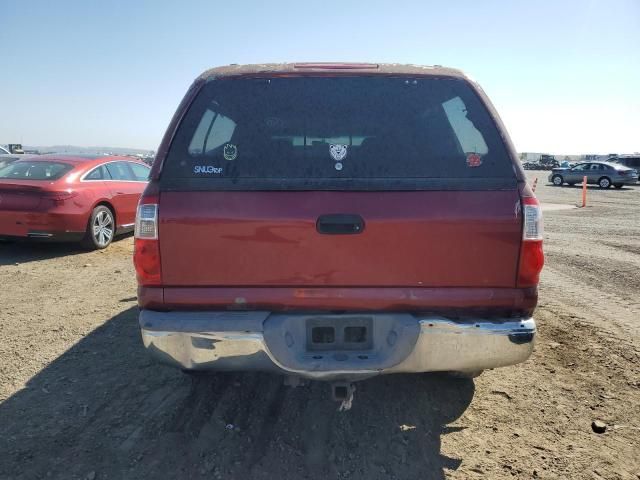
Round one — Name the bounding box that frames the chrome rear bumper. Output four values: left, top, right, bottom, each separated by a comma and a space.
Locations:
140, 310, 535, 381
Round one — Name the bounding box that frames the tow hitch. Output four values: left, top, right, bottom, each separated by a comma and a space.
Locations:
285, 376, 356, 410
331, 382, 356, 411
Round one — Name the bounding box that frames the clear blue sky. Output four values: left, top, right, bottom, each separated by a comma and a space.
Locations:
1, 0, 638, 154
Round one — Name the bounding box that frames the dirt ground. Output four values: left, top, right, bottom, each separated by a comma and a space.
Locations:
1, 171, 639, 480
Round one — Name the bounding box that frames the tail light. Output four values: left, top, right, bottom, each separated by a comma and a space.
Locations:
133, 186, 161, 286
518, 196, 544, 287
41, 190, 79, 207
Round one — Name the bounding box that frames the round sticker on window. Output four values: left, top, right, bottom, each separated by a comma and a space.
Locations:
223, 143, 238, 161
466, 153, 482, 167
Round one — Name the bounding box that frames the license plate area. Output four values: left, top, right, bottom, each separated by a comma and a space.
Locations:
306, 316, 373, 351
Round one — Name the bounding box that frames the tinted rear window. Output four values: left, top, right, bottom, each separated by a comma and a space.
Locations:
163, 77, 516, 190
617, 157, 640, 168
0, 161, 73, 180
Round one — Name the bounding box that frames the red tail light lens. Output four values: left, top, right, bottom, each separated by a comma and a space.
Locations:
133, 186, 161, 286
518, 241, 544, 287
134, 237, 161, 286
518, 196, 544, 287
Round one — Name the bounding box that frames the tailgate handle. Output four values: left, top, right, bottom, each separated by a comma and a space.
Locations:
316, 214, 365, 235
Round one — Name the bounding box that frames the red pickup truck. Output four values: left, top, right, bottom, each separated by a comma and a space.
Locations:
135, 63, 543, 403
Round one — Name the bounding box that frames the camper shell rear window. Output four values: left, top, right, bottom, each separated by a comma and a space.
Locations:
162, 76, 516, 190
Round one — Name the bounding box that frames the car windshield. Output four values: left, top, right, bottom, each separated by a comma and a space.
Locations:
0, 161, 74, 180
164, 76, 516, 189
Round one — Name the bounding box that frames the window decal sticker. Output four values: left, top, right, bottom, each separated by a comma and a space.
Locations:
193, 165, 223, 174
223, 143, 238, 161
329, 144, 348, 162
466, 153, 482, 168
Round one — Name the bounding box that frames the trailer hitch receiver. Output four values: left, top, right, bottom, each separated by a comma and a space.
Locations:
331, 382, 356, 411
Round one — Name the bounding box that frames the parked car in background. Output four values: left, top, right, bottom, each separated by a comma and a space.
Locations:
0, 154, 150, 248
135, 63, 543, 404
0, 154, 20, 171
0, 143, 24, 170
141, 155, 155, 166
549, 162, 638, 188
611, 155, 640, 181
5, 144, 25, 154
539, 154, 559, 170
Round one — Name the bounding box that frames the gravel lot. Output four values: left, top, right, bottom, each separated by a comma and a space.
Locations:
1, 171, 639, 480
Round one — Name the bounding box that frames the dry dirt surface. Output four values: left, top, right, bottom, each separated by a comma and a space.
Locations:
1, 172, 639, 480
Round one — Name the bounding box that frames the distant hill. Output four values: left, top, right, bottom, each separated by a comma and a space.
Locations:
24, 145, 154, 156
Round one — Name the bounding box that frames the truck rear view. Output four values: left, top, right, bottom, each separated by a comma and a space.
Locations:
134, 63, 543, 404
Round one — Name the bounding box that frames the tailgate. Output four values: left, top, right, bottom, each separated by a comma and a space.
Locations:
159, 190, 521, 288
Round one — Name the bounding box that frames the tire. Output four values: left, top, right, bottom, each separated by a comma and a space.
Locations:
81, 205, 115, 250
598, 177, 612, 189
614, 184, 623, 189
552, 175, 563, 186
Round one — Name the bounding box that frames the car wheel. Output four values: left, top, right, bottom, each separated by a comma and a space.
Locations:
82, 205, 115, 250
598, 177, 611, 189
614, 184, 623, 189
552, 175, 563, 186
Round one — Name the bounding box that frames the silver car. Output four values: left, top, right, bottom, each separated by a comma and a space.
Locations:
548, 162, 638, 189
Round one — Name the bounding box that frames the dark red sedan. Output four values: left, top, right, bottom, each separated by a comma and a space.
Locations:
0, 154, 150, 249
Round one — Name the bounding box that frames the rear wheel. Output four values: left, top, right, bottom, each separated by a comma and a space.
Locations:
81, 206, 115, 250
598, 177, 611, 189
552, 175, 563, 186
